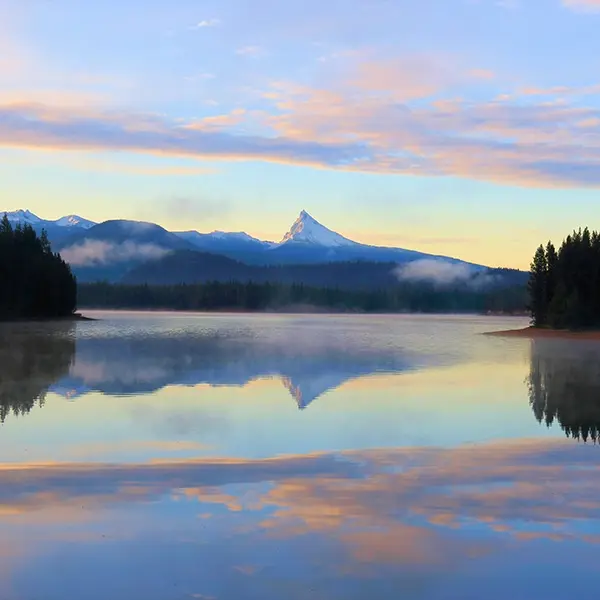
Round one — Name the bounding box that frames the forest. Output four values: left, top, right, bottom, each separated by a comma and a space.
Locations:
0, 214, 77, 320
529, 228, 600, 329
78, 280, 527, 314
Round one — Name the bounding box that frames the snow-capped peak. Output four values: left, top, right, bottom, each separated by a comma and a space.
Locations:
1, 210, 97, 229
209, 230, 261, 243
279, 210, 357, 247
4, 209, 41, 223
53, 215, 96, 229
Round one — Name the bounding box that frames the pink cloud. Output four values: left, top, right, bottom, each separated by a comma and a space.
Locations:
2, 53, 600, 188
563, 0, 600, 11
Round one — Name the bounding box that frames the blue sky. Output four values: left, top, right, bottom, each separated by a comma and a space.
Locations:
2, 0, 600, 267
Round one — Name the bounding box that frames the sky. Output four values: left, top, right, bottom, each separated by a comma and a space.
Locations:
2, 0, 600, 268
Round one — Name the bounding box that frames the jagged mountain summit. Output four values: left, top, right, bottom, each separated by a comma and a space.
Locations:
278, 210, 357, 247
4, 209, 96, 229
4, 209, 41, 224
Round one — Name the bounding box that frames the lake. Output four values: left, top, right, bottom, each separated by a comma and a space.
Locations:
1, 311, 599, 599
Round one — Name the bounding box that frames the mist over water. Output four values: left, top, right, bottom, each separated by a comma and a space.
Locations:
1, 312, 599, 600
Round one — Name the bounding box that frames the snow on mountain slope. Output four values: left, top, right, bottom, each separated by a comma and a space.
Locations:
278, 210, 357, 247
209, 230, 267, 243
4, 209, 42, 224
3, 209, 96, 229
53, 215, 96, 229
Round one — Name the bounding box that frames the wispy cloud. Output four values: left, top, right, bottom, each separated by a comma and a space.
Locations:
236, 45, 265, 58
0, 102, 369, 168
562, 0, 600, 11
4, 50, 600, 188
61, 240, 171, 266
192, 18, 220, 29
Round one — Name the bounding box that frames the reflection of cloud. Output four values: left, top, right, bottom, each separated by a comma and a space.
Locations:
0, 439, 599, 599
0, 439, 597, 543
259, 441, 600, 544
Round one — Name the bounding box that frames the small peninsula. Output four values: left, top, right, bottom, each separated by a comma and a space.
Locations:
489, 227, 600, 338
0, 214, 77, 321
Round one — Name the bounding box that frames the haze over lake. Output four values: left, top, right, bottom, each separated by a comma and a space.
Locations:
1, 312, 599, 600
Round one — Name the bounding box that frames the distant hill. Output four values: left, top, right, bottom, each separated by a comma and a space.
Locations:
122, 249, 528, 291
55, 220, 195, 282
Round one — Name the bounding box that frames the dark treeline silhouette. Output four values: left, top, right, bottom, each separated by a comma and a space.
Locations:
0, 323, 76, 423
78, 281, 526, 314
529, 228, 600, 329
528, 339, 600, 444
0, 214, 77, 320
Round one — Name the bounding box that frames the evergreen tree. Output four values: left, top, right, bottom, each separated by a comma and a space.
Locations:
528, 245, 548, 327
529, 228, 600, 329
0, 214, 77, 320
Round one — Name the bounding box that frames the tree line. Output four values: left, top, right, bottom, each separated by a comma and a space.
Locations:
529, 228, 600, 329
0, 214, 77, 320
78, 280, 527, 314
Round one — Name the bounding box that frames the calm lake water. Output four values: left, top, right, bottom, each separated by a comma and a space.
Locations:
1, 311, 600, 599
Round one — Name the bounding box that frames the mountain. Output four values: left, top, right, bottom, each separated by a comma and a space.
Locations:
174, 229, 273, 258
259, 210, 468, 266
2, 209, 97, 248
56, 220, 195, 282
4, 208, 523, 285
278, 210, 357, 247
53, 215, 96, 229
4, 209, 96, 229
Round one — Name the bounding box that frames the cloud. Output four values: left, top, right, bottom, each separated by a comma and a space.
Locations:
236, 45, 265, 57
562, 0, 600, 11
4, 53, 600, 187
394, 259, 503, 288
265, 73, 600, 187
60, 240, 171, 267
395, 259, 477, 286
0, 103, 368, 169
193, 18, 220, 28
163, 196, 232, 220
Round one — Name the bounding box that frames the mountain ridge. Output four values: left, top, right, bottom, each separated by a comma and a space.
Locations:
3, 209, 521, 285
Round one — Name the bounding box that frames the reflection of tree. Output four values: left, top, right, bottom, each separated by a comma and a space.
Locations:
0, 323, 75, 423
528, 339, 600, 443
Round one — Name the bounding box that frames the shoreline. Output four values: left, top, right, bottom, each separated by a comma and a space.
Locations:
0, 312, 96, 323
485, 327, 600, 340
78, 306, 527, 317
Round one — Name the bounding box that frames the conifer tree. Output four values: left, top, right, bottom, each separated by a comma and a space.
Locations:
0, 213, 77, 320
528, 245, 548, 327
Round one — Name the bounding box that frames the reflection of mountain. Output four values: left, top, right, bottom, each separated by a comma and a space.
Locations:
53, 329, 419, 408
0, 323, 76, 422
528, 339, 600, 443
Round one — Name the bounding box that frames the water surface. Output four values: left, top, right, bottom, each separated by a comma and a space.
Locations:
1, 312, 599, 599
